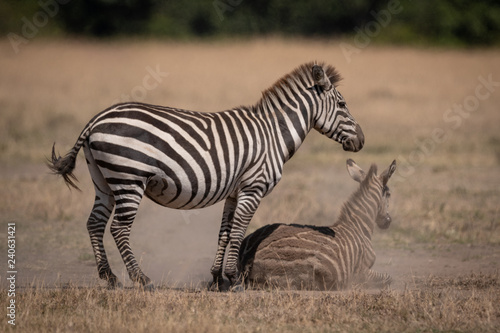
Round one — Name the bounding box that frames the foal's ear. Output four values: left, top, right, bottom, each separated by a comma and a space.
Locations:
312, 65, 332, 91
346, 159, 366, 183
380, 160, 397, 186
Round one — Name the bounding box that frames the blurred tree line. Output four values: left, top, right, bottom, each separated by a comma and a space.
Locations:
2, 0, 500, 46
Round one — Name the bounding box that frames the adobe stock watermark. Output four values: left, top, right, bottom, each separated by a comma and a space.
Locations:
7, 0, 71, 54
393, 74, 500, 183
340, 0, 403, 64
6, 222, 17, 326
111, 65, 169, 105
213, 0, 243, 21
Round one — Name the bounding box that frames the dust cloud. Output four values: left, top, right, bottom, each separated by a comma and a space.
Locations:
128, 200, 224, 289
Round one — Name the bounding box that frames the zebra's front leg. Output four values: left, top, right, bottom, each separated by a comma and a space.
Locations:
109, 194, 153, 290
209, 196, 237, 291
365, 269, 392, 288
223, 192, 262, 291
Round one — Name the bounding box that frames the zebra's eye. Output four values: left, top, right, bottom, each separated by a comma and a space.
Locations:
338, 101, 346, 108
383, 186, 390, 198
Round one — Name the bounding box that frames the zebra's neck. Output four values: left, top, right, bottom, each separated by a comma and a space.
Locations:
335, 170, 382, 239
254, 83, 316, 163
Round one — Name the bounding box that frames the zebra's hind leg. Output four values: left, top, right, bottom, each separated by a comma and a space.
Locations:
109, 187, 153, 290
87, 192, 120, 289
83, 143, 121, 289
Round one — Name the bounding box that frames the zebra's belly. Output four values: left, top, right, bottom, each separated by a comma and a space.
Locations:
144, 173, 235, 209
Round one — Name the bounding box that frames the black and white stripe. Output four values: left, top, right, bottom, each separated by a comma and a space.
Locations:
238, 159, 397, 290
49, 62, 364, 290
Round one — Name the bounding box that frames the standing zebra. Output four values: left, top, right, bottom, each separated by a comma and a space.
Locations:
238, 159, 396, 290
48, 62, 364, 290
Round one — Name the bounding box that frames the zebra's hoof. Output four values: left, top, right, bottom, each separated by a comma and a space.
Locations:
141, 283, 155, 292
208, 277, 227, 292
107, 280, 123, 290
208, 281, 222, 292
229, 282, 245, 293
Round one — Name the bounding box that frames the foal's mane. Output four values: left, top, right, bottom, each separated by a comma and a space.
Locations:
336, 164, 379, 226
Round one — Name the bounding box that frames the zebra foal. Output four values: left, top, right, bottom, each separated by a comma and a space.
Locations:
48, 62, 364, 290
238, 159, 396, 290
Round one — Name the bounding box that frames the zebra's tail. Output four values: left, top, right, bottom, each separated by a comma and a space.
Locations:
47, 123, 93, 191
48, 143, 81, 191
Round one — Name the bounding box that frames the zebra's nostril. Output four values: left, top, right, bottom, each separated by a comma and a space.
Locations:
342, 139, 353, 151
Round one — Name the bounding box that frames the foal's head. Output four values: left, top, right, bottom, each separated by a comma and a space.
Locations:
346, 159, 397, 229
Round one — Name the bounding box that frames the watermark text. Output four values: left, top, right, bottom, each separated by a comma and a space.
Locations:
111, 65, 169, 105
6, 222, 17, 326
393, 74, 500, 182
340, 0, 403, 64
8, 0, 72, 54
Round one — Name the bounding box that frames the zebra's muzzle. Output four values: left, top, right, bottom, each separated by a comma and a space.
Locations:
342, 124, 365, 152
377, 213, 392, 229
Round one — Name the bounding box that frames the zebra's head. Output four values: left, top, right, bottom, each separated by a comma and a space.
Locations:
346, 159, 397, 229
311, 64, 364, 152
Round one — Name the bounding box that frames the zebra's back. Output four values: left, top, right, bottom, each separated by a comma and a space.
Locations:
86, 102, 272, 209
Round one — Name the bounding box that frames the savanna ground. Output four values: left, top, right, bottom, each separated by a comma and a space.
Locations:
1, 38, 499, 332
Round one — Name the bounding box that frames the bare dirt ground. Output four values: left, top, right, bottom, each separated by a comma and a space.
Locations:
20, 230, 500, 292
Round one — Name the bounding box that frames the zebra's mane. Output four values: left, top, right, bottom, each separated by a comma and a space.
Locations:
254, 61, 342, 110
336, 164, 380, 229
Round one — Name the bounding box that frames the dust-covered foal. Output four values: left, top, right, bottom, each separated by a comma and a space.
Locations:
238, 159, 397, 290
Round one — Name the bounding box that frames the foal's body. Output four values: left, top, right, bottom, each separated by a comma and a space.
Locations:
239, 159, 396, 290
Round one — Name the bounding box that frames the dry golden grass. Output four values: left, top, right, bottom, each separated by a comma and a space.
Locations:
1, 38, 500, 332
2, 274, 499, 333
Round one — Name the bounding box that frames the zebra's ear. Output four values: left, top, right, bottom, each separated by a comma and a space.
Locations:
380, 160, 397, 185
346, 159, 366, 183
312, 65, 332, 91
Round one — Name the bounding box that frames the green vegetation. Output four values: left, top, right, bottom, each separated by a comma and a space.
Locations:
2, 0, 500, 45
